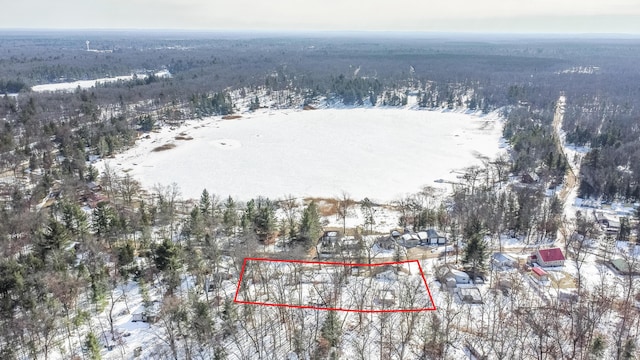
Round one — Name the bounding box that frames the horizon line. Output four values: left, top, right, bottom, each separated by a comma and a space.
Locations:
0, 28, 639, 39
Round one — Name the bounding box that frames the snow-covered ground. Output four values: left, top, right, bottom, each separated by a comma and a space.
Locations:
99, 108, 504, 203
236, 260, 433, 311
31, 69, 171, 93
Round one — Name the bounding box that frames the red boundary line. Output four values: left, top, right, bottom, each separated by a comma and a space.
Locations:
233, 258, 437, 313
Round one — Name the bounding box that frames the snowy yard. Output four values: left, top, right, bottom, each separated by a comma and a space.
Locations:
235, 259, 434, 312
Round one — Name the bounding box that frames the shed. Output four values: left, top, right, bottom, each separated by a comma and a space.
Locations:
531, 266, 549, 282
87, 181, 102, 192
377, 236, 396, 250
610, 258, 638, 275
443, 276, 457, 289
458, 287, 483, 304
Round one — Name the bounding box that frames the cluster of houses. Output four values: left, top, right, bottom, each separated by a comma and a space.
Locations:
316, 231, 360, 256
316, 228, 449, 256
593, 210, 622, 235
376, 229, 448, 250
394, 229, 447, 248
316, 227, 602, 305
436, 246, 568, 304
37, 179, 106, 210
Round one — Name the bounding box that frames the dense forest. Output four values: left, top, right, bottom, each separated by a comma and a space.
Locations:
3, 33, 640, 202
1, 31, 640, 359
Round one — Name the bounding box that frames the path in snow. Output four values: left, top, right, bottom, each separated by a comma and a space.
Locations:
553, 95, 582, 245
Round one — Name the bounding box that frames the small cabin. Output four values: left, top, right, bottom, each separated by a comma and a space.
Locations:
610, 258, 638, 275
131, 312, 157, 323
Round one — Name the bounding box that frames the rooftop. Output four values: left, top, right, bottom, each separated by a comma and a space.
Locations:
492, 252, 515, 263
610, 258, 634, 274
538, 248, 565, 262
532, 267, 547, 276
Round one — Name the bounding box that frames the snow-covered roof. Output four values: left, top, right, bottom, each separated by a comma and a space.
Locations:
492, 252, 515, 263
426, 229, 439, 238
402, 233, 419, 241
450, 269, 469, 278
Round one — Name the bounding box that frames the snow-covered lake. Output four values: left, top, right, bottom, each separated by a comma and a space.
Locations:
101, 108, 505, 202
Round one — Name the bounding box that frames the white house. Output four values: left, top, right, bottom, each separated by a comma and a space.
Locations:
492, 252, 516, 269
450, 269, 470, 284
534, 248, 565, 267
438, 266, 471, 289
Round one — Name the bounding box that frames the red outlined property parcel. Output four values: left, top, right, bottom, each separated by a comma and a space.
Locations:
234, 258, 436, 313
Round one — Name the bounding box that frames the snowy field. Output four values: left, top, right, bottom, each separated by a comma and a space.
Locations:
101, 108, 504, 202
31, 69, 171, 92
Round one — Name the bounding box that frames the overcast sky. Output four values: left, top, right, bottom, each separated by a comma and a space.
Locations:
3, 0, 640, 33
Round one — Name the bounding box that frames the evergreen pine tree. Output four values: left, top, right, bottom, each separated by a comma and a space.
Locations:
85, 332, 102, 360
241, 199, 255, 234
155, 238, 179, 272
92, 201, 115, 238
590, 334, 606, 358
199, 189, 211, 217
299, 201, 322, 248
254, 198, 277, 242
37, 218, 70, 261
462, 216, 487, 281
223, 196, 237, 235
321, 310, 341, 347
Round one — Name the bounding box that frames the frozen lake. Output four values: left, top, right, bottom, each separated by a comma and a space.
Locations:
100, 108, 505, 202
31, 70, 171, 92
